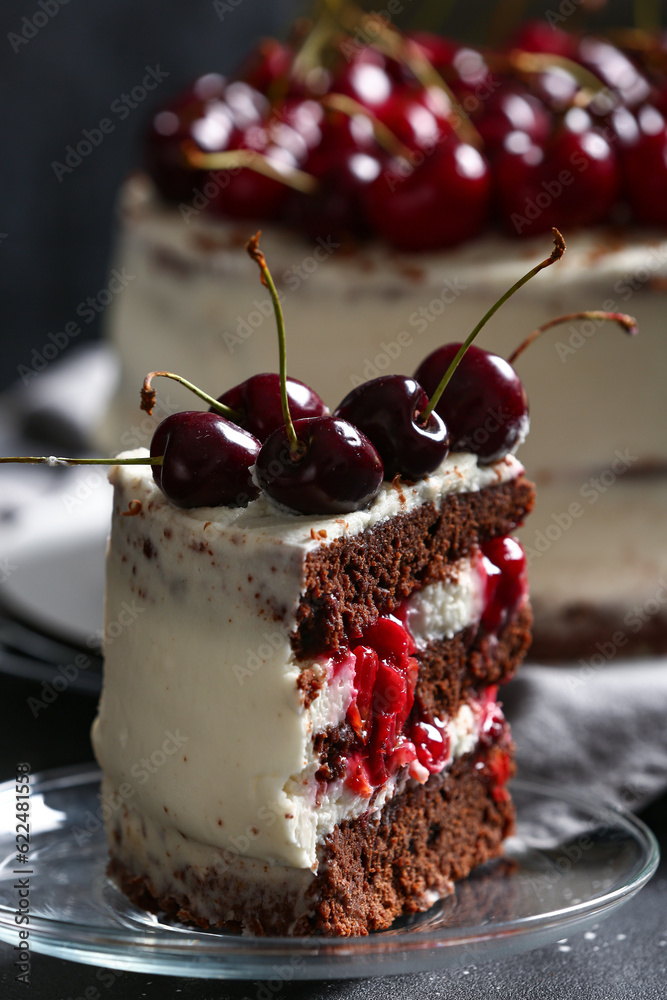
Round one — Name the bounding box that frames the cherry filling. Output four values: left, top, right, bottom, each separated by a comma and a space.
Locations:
480, 536, 528, 635
328, 537, 525, 799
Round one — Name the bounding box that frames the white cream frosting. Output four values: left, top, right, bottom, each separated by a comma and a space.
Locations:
91, 449, 519, 870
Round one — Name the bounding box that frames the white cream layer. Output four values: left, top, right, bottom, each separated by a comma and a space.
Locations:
91, 451, 517, 869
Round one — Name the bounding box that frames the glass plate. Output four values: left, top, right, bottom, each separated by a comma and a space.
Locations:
0, 765, 658, 980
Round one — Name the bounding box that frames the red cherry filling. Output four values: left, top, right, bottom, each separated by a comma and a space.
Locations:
338, 613, 512, 799
150, 411, 260, 508
334, 375, 449, 481
414, 343, 528, 463
214, 373, 328, 442
480, 537, 528, 634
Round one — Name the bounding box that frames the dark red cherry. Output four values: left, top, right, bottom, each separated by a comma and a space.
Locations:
410, 711, 450, 774
494, 110, 619, 236
214, 373, 328, 441
255, 416, 384, 515
286, 145, 386, 240
480, 536, 528, 633
414, 344, 528, 463
511, 20, 578, 59
334, 375, 449, 480
234, 39, 294, 95
330, 54, 393, 110
576, 37, 651, 109
150, 411, 260, 508
475, 85, 552, 156
376, 87, 453, 153
621, 105, 667, 226
363, 137, 491, 251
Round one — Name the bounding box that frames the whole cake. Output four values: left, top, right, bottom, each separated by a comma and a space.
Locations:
101, 14, 667, 657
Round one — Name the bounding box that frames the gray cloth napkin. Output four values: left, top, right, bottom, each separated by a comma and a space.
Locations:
2, 345, 666, 821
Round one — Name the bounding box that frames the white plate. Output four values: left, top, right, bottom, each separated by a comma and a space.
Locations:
0, 471, 111, 647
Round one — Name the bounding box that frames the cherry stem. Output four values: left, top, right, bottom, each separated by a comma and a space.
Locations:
419, 227, 566, 424
0, 456, 164, 466
181, 142, 318, 194
321, 93, 413, 160
140, 371, 239, 420
245, 232, 300, 456
507, 310, 638, 366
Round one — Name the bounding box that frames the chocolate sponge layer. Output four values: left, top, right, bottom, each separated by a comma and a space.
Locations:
294, 476, 535, 659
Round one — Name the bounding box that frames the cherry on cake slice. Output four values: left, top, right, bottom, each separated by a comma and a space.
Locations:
91, 446, 534, 935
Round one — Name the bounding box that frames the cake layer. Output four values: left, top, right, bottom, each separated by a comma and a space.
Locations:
297, 472, 535, 656
106, 735, 515, 936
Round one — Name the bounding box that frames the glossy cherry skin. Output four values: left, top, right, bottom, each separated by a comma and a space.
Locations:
363, 137, 491, 251
621, 105, 667, 226
475, 85, 552, 157
255, 416, 384, 515
151, 411, 260, 508
481, 536, 528, 634
234, 39, 294, 96
375, 87, 453, 154
414, 344, 528, 463
510, 20, 578, 59
494, 110, 619, 236
214, 373, 328, 442
334, 375, 449, 480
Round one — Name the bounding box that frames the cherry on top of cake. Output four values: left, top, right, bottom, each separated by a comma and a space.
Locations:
141, 10, 667, 251
1, 229, 638, 517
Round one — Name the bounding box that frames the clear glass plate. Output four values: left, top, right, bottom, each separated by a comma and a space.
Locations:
0, 765, 658, 980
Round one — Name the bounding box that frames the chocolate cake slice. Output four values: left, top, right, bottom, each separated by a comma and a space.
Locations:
91, 448, 534, 936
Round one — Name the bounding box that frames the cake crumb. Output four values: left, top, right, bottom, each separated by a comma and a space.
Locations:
392, 474, 406, 504
121, 499, 143, 517
203, 521, 212, 530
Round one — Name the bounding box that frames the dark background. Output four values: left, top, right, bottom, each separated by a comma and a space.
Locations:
0, 0, 643, 391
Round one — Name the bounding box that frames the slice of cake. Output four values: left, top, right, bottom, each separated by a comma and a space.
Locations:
91, 447, 534, 935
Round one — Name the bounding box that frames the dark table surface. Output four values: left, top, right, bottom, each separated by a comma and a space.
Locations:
0, 669, 665, 1000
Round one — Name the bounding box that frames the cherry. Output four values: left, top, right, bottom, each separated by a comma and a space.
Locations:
363, 136, 491, 251
375, 87, 453, 154
150, 411, 260, 508
510, 20, 578, 60
255, 415, 384, 515
494, 110, 619, 236
475, 84, 552, 156
215, 373, 328, 442
234, 38, 294, 96
207, 119, 304, 220
576, 37, 651, 109
334, 375, 449, 480
480, 536, 528, 633
286, 145, 386, 240
410, 712, 450, 774
414, 344, 528, 463
330, 53, 393, 110
621, 105, 667, 225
